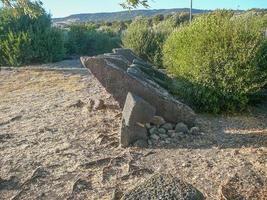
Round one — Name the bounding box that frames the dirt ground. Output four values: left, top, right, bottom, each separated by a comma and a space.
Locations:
0, 65, 266, 200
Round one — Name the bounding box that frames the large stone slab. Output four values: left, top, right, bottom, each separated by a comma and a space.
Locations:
121, 92, 156, 147
121, 173, 205, 200
81, 49, 196, 125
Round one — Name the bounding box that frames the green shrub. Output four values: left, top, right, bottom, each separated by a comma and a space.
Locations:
122, 14, 190, 67
164, 10, 267, 113
122, 19, 166, 67
65, 24, 121, 56
0, 2, 65, 66
0, 31, 32, 66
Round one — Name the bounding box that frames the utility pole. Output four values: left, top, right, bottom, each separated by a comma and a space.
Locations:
190, 0, 192, 23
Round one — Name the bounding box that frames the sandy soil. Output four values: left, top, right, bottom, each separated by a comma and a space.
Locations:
0, 66, 266, 200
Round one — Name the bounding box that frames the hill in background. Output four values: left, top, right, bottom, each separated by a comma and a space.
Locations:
52, 8, 210, 25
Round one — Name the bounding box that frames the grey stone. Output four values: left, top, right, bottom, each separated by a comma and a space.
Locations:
167, 130, 176, 137
175, 123, 189, 133
120, 92, 156, 147
189, 127, 200, 135
148, 126, 157, 135
81, 49, 196, 125
161, 123, 174, 131
171, 132, 185, 139
134, 139, 148, 148
159, 134, 169, 139
121, 173, 205, 200
147, 139, 153, 146
150, 116, 165, 126
158, 128, 167, 134
150, 134, 160, 141
164, 138, 172, 144
145, 123, 151, 129
112, 48, 139, 63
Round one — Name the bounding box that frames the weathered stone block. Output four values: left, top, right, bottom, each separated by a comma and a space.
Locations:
120, 92, 156, 147
81, 48, 196, 125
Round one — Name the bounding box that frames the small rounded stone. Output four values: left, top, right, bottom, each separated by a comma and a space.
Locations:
134, 140, 148, 148
150, 134, 160, 141
150, 116, 166, 126
149, 126, 157, 135
189, 127, 200, 135
161, 123, 174, 131
158, 128, 167, 134
159, 134, 169, 139
175, 122, 189, 133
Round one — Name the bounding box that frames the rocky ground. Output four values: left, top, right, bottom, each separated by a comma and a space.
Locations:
0, 62, 266, 200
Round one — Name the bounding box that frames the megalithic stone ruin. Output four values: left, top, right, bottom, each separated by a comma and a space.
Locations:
80, 48, 196, 126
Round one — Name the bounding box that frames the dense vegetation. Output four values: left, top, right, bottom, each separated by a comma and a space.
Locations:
0, 2, 65, 66
65, 23, 121, 56
164, 11, 267, 112
122, 13, 190, 67
0, 2, 123, 66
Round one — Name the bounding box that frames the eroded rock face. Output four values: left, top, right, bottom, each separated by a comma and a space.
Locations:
121, 173, 205, 200
81, 49, 196, 125
121, 92, 156, 147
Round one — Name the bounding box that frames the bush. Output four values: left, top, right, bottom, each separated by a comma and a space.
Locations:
65, 24, 121, 56
122, 19, 166, 67
0, 2, 65, 66
122, 14, 190, 67
0, 31, 32, 66
164, 10, 267, 113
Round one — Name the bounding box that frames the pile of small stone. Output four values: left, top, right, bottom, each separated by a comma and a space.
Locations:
145, 116, 203, 146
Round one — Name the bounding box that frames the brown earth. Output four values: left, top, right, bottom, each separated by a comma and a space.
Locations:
0, 65, 266, 200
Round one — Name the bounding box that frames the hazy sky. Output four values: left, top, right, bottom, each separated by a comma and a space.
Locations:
1, 0, 267, 18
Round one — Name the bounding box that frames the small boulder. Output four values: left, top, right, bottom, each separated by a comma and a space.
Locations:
150, 134, 160, 141
175, 122, 189, 133
121, 92, 156, 147
167, 130, 176, 137
161, 123, 174, 131
133, 140, 148, 148
145, 123, 151, 129
189, 127, 200, 135
150, 116, 165, 126
159, 134, 169, 139
171, 132, 185, 139
148, 126, 158, 135
158, 128, 167, 134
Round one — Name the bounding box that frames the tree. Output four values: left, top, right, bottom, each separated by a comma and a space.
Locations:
1, 0, 44, 17
1, 0, 150, 9
120, 0, 149, 9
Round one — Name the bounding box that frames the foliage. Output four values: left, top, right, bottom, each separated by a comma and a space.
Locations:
122, 19, 164, 67
164, 10, 267, 113
0, 2, 65, 66
1, 0, 45, 18
120, 0, 149, 9
0, 31, 31, 66
65, 24, 121, 56
122, 13, 190, 67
